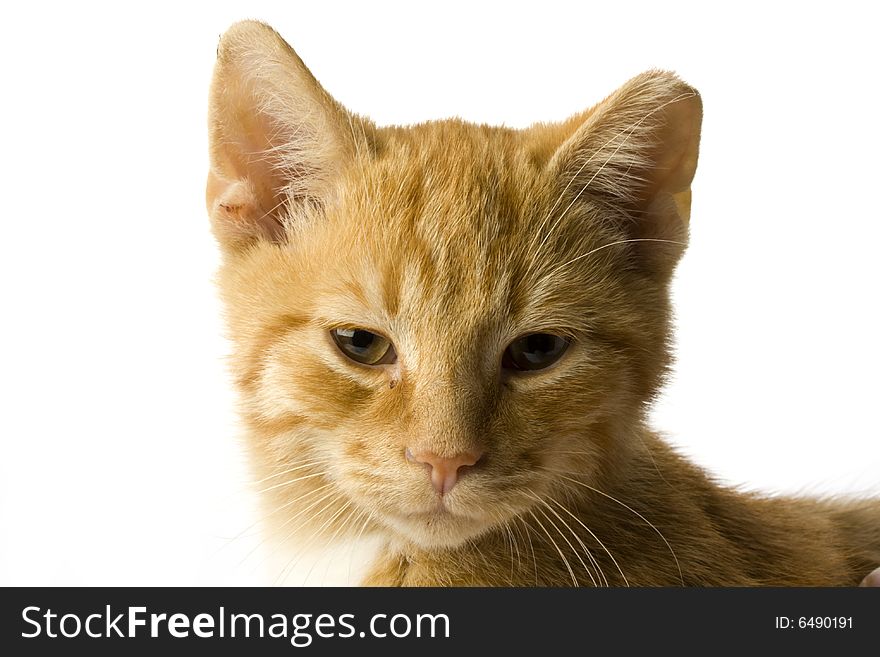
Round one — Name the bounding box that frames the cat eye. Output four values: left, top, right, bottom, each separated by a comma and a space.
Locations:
331, 328, 397, 366
502, 333, 570, 372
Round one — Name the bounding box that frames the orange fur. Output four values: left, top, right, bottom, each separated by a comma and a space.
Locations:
206, 21, 879, 586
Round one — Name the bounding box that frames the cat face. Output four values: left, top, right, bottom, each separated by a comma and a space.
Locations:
207, 22, 701, 551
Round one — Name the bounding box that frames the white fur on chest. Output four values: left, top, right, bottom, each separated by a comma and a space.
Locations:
263, 533, 385, 587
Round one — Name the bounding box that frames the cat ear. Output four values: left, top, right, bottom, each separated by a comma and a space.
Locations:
548, 71, 702, 276
206, 21, 358, 251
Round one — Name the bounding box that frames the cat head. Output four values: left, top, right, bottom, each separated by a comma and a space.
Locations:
207, 21, 701, 550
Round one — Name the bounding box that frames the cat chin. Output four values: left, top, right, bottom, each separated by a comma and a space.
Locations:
384, 510, 493, 551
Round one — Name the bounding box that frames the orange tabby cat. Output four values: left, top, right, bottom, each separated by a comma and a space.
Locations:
206, 21, 879, 586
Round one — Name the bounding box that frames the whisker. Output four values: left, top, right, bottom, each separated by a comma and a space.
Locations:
347, 510, 375, 586
255, 195, 291, 225
255, 470, 328, 495
251, 459, 329, 486
528, 509, 579, 587
259, 490, 344, 582
545, 496, 628, 587
504, 521, 522, 585
293, 499, 355, 585
229, 481, 336, 569
306, 501, 358, 586
496, 516, 515, 585
633, 432, 675, 490
272, 494, 347, 586
271, 488, 342, 543
514, 516, 539, 586
241, 484, 338, 572
541, 493, 606, 587
262, 482, 337, 522
527, 491, 597, 587
548, 238, 685, 279
548, 470, 683, 584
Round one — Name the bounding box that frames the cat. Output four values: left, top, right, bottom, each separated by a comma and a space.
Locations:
206, 20, 880, 586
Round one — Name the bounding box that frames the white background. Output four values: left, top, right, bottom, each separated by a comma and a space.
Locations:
0, 1, 877, 586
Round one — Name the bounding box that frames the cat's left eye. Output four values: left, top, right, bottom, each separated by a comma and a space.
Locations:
331, 328, 397, 366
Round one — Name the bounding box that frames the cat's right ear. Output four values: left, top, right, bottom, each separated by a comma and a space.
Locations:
206, 21, 361, 252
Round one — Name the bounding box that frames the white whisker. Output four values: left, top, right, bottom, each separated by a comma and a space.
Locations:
255, 470, 327, 495
528, 509, 579, 587
272, 494, 347, 586
546, 496, 628, 587
551, 471, 683, 584
527, 490, 597, 587
548, 238, 685, 279
251, 459, 329, 485
514, 516, 539, 586
347, 510, 375, 585
241, 483, 337, 572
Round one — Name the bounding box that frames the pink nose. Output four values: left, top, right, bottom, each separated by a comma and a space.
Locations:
405, 447, 483, 495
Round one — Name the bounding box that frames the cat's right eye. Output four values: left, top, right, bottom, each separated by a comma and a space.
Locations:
331, 328, 397, 366
502, 333, 569, 372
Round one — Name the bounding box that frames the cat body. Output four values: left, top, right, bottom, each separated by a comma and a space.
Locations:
206, 21, 879, 586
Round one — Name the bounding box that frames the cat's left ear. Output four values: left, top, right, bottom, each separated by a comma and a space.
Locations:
549, 71, 702, 278
206, 21, 363, 252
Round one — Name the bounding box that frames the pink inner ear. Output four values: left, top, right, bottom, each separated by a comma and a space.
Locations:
644, 93, 702, 199
207, 173, 285, 246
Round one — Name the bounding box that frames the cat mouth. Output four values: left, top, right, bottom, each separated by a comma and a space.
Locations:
406, 492, 489, 521
402, 502, 467, 523
408, 505, 461, 521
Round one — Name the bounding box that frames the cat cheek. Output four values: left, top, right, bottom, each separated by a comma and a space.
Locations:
252, 359, 309, 420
